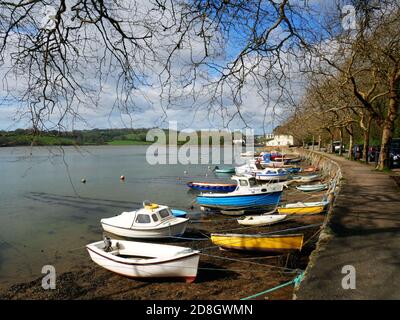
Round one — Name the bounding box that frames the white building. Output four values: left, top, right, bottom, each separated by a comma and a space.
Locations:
265, 134, 294, 147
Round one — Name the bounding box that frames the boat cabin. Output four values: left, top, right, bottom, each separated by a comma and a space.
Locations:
231, 175, 257, 190
133, 203, 174, 226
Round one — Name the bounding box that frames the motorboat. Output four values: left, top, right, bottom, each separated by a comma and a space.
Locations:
196, 176, 284, 211
101, 201, 189, 238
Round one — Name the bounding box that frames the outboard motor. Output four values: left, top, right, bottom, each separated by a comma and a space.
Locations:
103, 236, 112, 252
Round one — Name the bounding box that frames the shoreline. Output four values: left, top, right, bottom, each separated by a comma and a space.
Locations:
0, 151, 333, 300
0, 190, 327, 300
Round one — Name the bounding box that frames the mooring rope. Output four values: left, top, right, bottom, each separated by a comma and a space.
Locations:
240, 271, 305, 300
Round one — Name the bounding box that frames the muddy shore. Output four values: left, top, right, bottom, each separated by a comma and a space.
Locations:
0, 180, 327, 300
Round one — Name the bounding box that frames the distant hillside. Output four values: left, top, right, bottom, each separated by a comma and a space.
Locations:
0, 128, 252, 147
0, 128, 153, 147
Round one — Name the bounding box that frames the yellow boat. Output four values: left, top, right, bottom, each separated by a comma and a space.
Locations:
210, 233, 304, 252
277, 201, 328, 215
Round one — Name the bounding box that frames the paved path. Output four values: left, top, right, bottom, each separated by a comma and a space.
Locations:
296, 154, 400, 299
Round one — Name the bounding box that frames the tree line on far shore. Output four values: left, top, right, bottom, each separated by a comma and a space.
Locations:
0, 128, 256, 147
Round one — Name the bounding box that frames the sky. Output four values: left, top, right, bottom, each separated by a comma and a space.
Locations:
0, 0, 351, 134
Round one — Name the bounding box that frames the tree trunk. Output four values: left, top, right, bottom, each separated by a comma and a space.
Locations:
312, 135, 315, 150
339, 128, 343, 156
346, 125, 354, 160
362, 115, 372, 163
318, 135, 321, 151
377, 81, 399, 170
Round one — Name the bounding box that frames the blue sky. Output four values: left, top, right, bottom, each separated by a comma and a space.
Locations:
0, 0, 349, 134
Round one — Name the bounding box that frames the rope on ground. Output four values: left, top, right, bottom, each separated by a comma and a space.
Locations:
199, 252, 300, 273
240, 271, 305, 300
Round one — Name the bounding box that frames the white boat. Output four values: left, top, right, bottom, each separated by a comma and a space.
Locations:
255, 168, 289, 181
101, 201, 189, 238
235, 159, 263, 175
87, 238, 200, 282
289, 174, 320, 183
237, 214, 287, 226
296, 184, 328, 192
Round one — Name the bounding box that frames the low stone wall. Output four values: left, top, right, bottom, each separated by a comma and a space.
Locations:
282, 147, 343, 298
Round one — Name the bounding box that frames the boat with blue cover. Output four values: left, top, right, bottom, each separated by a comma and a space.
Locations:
187, 181, 237, 192
255, 168, 289, 181
196, 176, 284, 211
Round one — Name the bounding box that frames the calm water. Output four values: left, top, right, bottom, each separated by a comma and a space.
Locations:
0, 145, 236, 288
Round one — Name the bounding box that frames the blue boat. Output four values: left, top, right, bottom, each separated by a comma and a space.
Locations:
255, 168, 288, 181
196, 176, 284, 211
171, 209, 188, 218
286, 167, 301, 174
187, 182, 237, 192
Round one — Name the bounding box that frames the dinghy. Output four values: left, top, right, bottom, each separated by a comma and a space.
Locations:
196, 176, 284, 212
289, 174, 320, 183
187, 181, 237, 192
237, 214, 287, 226
87, 238, 200, 282
210, 233, 304, 252
235, 160, 263, 176
171, 209, 188, 218
278, 201, 329, 215
255, 168, 288, 181
296, 184, 328, 192
214, 166, 236, 174
101, 201, 189, 238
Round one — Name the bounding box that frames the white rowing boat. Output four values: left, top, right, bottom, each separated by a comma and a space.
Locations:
237, 214, 287, 226
87, 238, 200, 282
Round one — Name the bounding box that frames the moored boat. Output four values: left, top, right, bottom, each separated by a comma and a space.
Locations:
101, 201, 189, 238
289, 174, 320, 183
255, 168, 289, 181
196, 176, 284, 211
277, 201, 329, 215
171, 209, 188, 218
296, 184, 328, 192
210, 233, 304, 251
214, 166, 236, 174
87, 238, 200, 282
237, 214, 287, 226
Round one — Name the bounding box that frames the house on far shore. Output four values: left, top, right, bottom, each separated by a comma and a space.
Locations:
265, 134, 294, 147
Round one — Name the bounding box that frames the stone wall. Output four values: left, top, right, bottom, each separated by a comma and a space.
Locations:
282, 148, 343, 298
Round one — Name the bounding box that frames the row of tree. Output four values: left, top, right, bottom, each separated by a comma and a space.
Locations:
276, 1, 400, 169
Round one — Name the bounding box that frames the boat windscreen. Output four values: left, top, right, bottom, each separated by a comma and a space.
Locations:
159, 209, 170, 218
135, 214, 151, 223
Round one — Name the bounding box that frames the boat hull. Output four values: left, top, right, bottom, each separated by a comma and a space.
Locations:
87, 241, 200, 282
187, 182, 237, 192
196, 191, 282, 211
237, 214, 287, 226
210, 233, 304, 251
296, 184, 328, 192
101, 219, 189, 239
278, 205, 325, 215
